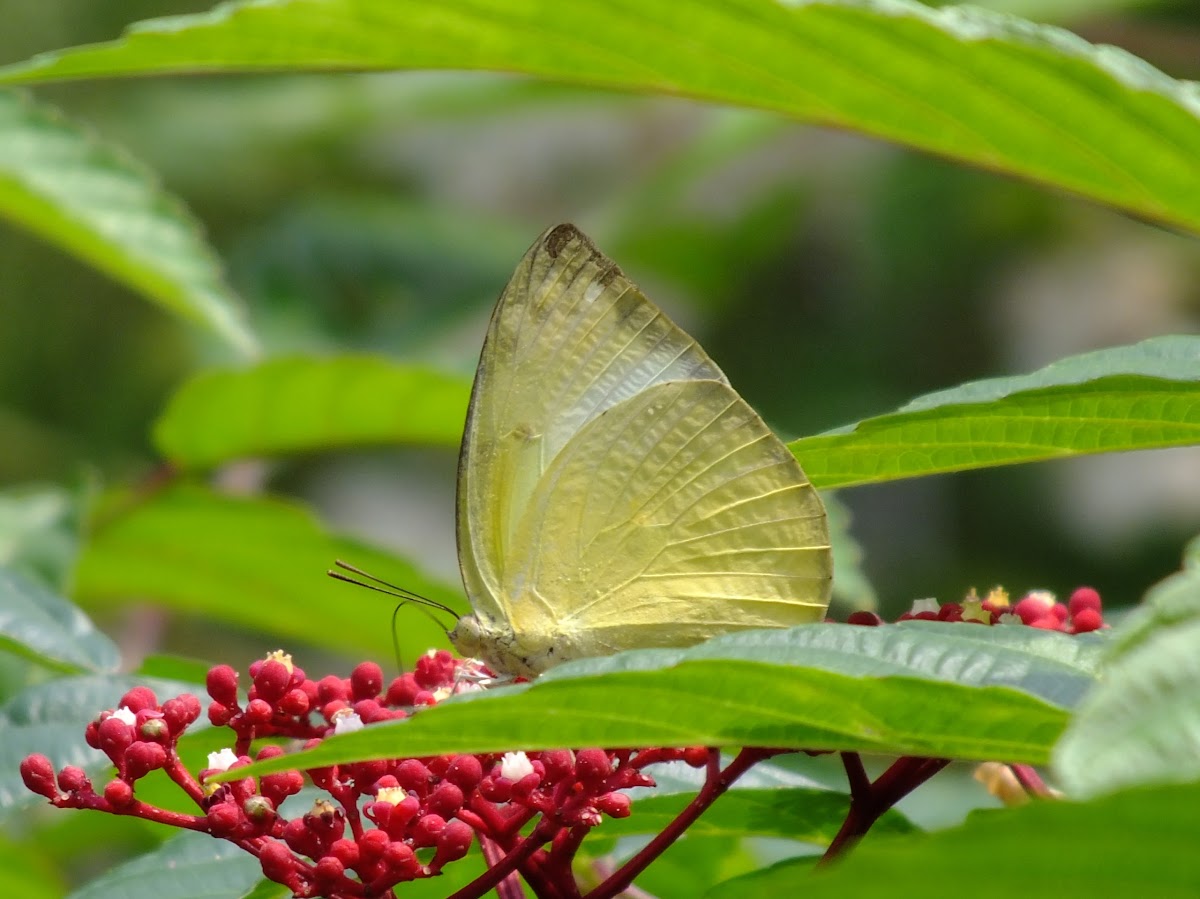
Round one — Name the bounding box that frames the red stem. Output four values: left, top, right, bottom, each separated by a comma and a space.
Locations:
448, 819, 558, 899
1009, 764, 1054, 798
586, 748, 780, 899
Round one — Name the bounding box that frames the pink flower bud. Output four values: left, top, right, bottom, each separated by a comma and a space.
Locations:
317, 675, 350, 704
1069, 587, 1102, 617
207, 800, 243, 836
425, 782, 464, 817
358, 828, 390, 861
538, 750, 574, 781
57, 766, 90, 794
595, 791, 632, 818
351, 662, 384, 701
97, 716, 134, 761
258, 841, 296, 884
445, 755, 484, 791
278, 688, 310, 717
137, 715, 170, 743
206, 665, 239, 706
1072, 608, 1104, 634
846, 610, 883, 626
433, 819, 474, 866
253, 659, 292, 704
125, 741, 167, 780
410, 813, 447, 847
575, 749, 611, 784
20, 755, 58, 799
395, 759, 433, 794
103, 779, 134, 809
119, 686, 158, 713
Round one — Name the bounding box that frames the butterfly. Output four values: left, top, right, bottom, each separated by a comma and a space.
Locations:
448, 224, 832, 677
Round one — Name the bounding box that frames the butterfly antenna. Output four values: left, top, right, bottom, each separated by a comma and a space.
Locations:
327, 560, 458, 621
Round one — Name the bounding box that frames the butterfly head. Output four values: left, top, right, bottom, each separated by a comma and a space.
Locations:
449, 614, 560, 679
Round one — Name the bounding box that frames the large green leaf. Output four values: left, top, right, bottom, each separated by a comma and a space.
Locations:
792, 336, 1200, 488
1, 1, 1198, 232
231, 623, 1099, 779
0, 567, 119, 674
74, 484, 464, 661
1053, 539, 1200, 799
0, 89, 256, 357
67, 831, 262, 899
153, 356, 470, 469
0, 484, 82, 593
706, 781, 1200, 897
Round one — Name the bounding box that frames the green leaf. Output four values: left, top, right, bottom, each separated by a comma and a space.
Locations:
0, 483, 82, 592
0, 835, 62, 899
66, 831, 262, 899
74, 484, 464, 660
0, 89, 257, 357
0, 673, 204, 811
706, 782, 1200, 898
2, 1, 1199, 232
1053, 541, 1200, 799
232, 623, 1097, 779
793, 336, 1200, 489
0, 567, 120, 674
153, 356, 471, 469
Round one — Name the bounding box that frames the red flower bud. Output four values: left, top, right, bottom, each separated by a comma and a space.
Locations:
575, 749, 611, 784
410, 813, 447, 847
395, 759, 433, 794
103, 779, 135, 809
329, 838, 360, 868
538, 750, 574, 781
1069, 587, 1102, 617
386, 673, 421, 706
846, 610, 884, 626
58, 766, 90, 794
208, 701, 234, 726
137, 716, 169, 744
445, 754, 484, 791
162, 694, 201, 733
313, 856, 345, 888
207, 800, 243, 836
278, 688, 310, 717
244, 698, 273, 725
358, 827, 390, 861
119, 686, 158, 714
1072, 607, 1104, 634
425, 782, 464, 818
382, 840, 421, 880
258, 841, 296, 884
206, 665, 239, 706
243, 795, 277, 827
125, 741, 167, 780
433, 819, 475, 866
595, 791, 632, 818
682, 747, 710, 768
317, 675, 350, 705
351, 662, 384, 701
253, 659, 292, 704
478, 775, 511, 802
20, 754, 58, 799
97, 716, 134, 761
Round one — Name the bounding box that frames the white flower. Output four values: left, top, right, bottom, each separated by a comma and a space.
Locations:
112, 707, 137, 726
500, 751, 534, 781
910, 598, 941, 615
375, 786, 407, 806
332, 710, 364, 735
207, 748, 239, 772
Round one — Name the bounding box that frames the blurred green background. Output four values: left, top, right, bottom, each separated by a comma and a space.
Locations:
2, 0, 1198, 638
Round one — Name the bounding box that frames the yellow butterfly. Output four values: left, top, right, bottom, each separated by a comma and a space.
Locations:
449, 225, 832, 677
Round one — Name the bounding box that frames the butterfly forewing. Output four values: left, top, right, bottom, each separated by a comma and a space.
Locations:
457, 225, 727, 627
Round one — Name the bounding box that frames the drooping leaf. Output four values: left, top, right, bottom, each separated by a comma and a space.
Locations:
1, 2, 1199, 232
153, 356, 470, 469
0, 89, 256, 356
74, 484, 464, 660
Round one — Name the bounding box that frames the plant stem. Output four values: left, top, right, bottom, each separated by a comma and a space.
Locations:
586, 748, 778, 899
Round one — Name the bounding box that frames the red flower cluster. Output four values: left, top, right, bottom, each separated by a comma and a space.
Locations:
20, 649, 697, 898
847, 585, 1106, 635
